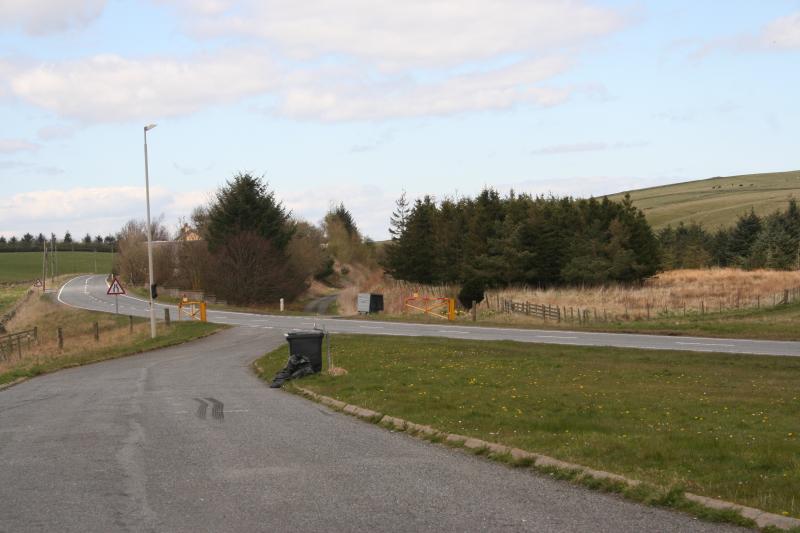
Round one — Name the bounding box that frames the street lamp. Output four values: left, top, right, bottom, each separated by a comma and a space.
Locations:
144, 123, 157, 339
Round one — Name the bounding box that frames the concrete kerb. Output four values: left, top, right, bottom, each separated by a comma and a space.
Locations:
292, 386, 800, 531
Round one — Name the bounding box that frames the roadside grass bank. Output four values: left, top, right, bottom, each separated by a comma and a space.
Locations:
0, 251, 112, 283
0, 290, 224, 386
345, 299, 800, 341
255, 335, 800, 521
0, 283, 30, 316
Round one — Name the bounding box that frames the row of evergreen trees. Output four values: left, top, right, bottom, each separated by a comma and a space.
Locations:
0, 232, 116, 252
383, 190, 661, 287
659, 200, 800, 270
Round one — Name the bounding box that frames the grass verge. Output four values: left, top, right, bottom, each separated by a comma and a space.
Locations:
255, 335, 800, 521
0, 283, 30, 316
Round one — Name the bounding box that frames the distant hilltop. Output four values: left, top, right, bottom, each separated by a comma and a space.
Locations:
607, 170, 800, 230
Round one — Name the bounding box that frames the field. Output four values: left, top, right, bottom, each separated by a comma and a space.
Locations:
606, 169, 800, 230
258, 335, 800, 519
0, 251, 113, 282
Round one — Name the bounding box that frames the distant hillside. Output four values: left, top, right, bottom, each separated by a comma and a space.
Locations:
607, 170, 800, 230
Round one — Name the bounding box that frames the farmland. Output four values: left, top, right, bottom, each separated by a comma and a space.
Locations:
0, 251, 113, 283
606, 169, 800, 230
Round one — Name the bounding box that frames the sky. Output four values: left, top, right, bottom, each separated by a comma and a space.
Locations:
0, 0, 798, 241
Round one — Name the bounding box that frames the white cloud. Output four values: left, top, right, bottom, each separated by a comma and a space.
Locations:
166, 0, 623, 69
0, 0, 106, 35
278, 57, 570, 121
37, 124, 76, 141
282, 183, 399, 239
4, 1, 625, 123
9, 51, 279, 122
0, 186, 183, 237
761, 11, 800, 49
0, 139, 39, 153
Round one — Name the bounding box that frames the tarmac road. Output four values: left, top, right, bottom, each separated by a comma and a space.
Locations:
60, 275, 800, 357
0, 326, 746, 532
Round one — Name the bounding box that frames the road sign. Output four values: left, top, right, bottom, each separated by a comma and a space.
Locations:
107, 277, 126, 296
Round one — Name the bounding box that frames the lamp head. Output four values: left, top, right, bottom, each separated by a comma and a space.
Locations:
144, 123, 157, 131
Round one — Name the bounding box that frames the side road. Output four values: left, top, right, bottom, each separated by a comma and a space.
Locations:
0, 327, 744, 532
59, 275, 800, 357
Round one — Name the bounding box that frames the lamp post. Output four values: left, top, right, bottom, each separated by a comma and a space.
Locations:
144, 123, 157, 339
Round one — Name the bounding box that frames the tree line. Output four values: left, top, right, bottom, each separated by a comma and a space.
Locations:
659, 199, 800, 270
383, 189, 661, 289
0, 232, 116, 252
115, 173, 378, 306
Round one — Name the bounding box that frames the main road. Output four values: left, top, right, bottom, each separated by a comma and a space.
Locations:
1, 303, 745, 531
60, 275, 800, 357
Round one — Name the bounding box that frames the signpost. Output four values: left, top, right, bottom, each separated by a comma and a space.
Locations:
107, 276, 126, 314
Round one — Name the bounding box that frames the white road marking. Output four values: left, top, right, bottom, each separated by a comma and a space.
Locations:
676, 342, 735, 347
536, 335, 578, 340
359, 326, 384, 329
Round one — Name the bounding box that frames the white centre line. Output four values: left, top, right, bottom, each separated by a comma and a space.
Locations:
676, 342, 736, 347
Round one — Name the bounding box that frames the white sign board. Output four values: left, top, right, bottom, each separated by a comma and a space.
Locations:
357, 293, 371, 313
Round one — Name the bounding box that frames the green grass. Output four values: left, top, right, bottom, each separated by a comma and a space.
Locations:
0, 251, 113, 282
349, 299, 800, 341
256, 335, 800, 519
0, 317, 223, 386
0, 284, 30, 316
606, 170, 800, 230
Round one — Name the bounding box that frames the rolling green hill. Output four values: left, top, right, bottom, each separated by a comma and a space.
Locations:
607, 170, 800, 230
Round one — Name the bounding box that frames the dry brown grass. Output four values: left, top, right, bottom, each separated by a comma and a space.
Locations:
336, 267, 800, 321
1, 291, 164, 374
489, 268, 800, 319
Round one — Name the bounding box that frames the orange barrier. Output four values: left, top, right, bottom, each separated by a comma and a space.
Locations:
403, 294, 456, 321
178, 300, 207, 322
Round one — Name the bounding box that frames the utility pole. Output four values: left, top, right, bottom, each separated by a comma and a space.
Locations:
42, 240, 47, 293
144, 123, 158, 339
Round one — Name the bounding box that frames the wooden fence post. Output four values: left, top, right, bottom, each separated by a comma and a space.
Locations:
93, 322, 99, 342
57, 327, 63, 350
129, 315, 134, 334
164, 307, 171, 326
471, 301, 477, 322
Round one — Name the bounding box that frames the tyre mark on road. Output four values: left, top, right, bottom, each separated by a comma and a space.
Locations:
205, 397, 224, 420
193, 398, 208, 419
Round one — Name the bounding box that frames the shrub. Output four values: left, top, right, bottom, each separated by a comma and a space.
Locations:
458, 278, 485, 309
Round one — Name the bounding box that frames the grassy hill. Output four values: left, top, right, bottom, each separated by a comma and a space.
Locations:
607, 170, 800, 230
0, 252, 113, 283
